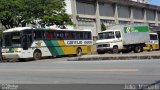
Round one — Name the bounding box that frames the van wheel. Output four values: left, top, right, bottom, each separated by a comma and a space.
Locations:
76, 48, 82, 56
134, 45, 141, 53
112, 46, 119, 54
33, 50, 42, 60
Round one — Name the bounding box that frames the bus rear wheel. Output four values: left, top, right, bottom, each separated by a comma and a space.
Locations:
76, 48, 82, 56
33, 50, 42, 60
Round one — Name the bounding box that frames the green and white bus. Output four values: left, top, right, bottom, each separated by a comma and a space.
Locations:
2, 27, 93, 60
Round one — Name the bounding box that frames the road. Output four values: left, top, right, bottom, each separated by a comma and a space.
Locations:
0, 58, 159, 85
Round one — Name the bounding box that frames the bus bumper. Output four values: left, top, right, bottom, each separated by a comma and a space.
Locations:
2, 53, 21, 59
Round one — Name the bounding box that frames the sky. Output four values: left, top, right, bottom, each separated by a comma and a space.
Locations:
149, 0, 160, 6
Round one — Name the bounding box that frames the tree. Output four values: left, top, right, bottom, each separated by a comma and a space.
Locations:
101, 23, 106, 31
0, 27, 4, 39
0, 0, 72, 29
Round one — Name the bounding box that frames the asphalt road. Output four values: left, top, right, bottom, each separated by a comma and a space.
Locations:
0, 58, 159, 85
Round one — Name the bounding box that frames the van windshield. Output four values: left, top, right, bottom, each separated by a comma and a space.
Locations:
98, 32, 115, 40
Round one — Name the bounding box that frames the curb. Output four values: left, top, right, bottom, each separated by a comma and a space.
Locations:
67, 54, 160, 61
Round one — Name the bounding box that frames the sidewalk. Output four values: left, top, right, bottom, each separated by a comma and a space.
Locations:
67, 51, 160, 61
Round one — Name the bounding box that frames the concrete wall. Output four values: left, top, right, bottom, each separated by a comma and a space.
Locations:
133, 8, 144, 20
65, 0, 160, 37
118, 5, 130, 18
76, 1, 95, 15
99, 3, 114, 17
65, 0, 72, 15
146, 10, 155, 21
158, 12, 160, 21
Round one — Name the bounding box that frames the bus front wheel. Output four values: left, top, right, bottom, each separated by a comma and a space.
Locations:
33, 50, 42, 60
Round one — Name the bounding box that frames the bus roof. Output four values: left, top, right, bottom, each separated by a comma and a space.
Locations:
149, 33, 158, 35
3, 27, 32, 33
4, 27, 92, 33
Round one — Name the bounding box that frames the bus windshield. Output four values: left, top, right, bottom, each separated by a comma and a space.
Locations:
3, 32, 21, 47
98, 32, 115, 40
150, 34, 158, 40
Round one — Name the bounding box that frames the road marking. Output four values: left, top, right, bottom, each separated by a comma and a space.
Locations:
0, 69, 139, 72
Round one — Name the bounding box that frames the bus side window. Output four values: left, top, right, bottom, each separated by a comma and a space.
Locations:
76, 32, 80, 39
66, 32, 72, 39
56, 32, 60, 39
34, 30, 44, 40
48, 31, 53, 39
71, 32, 75, 39
87, 32, 91, 40
60, 32, 65, 39
80, 32, 84, 40
45, 31, 55, 40
64, 32, 69, 39
84, 32, 91, 40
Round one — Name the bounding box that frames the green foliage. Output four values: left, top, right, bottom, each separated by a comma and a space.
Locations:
0, 27, 4, 39
0, 0, 72, 29
101, 23, 106, 31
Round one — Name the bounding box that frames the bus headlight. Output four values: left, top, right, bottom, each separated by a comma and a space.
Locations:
13, 48, 21, 53
2, 49, 9, 53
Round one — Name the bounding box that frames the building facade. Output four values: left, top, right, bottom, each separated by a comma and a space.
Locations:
65, 0, 160, 37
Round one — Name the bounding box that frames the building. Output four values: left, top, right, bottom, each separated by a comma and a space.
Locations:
65, 0, 160, 38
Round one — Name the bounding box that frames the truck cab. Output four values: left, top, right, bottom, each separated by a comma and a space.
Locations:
96, 30, 123, 54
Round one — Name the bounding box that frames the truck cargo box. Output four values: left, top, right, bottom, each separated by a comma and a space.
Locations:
108, 24, 150, 45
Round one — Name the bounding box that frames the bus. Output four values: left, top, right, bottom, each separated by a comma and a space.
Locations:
143, 33, 159, 51
2, 27, 93, 60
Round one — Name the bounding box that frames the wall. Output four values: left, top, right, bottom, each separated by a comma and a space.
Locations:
65, 0, 160, 37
